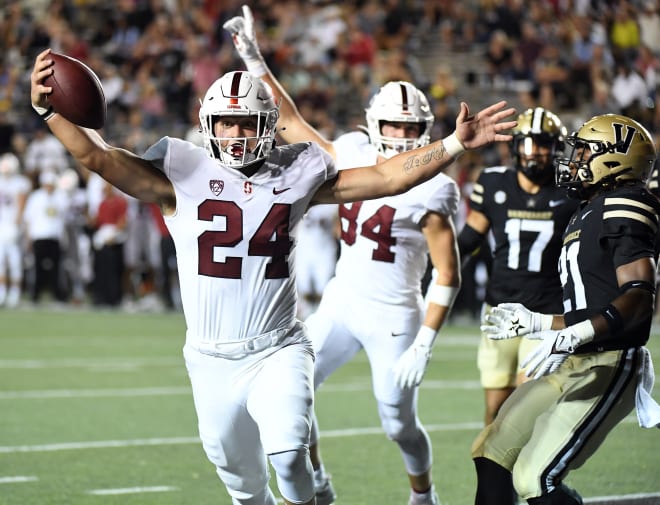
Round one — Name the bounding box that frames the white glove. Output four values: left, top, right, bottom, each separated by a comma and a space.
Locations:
481, 302, 553, 340
223, 5, 267, 77
521, 320, 595, 380
393, 326, 436, 389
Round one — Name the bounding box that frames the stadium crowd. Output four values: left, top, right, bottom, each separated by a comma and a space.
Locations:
1, 0, 659, 312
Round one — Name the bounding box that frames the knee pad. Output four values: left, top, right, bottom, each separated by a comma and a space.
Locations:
269, 448, 314, 504
378, 402, 416, 441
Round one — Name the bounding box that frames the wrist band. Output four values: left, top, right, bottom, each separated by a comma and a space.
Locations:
32, 103, 55, 121
600, 304, 624, 335
426, 284, 459, 308
245, 58, 267, 78
443, 132, 465, 158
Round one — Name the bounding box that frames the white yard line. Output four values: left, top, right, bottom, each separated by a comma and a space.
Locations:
584, 493, 660, 503
0, 417, 641, 454
88, 486, 178, 495
0, 476, 38, 484
0, 380, 485, 400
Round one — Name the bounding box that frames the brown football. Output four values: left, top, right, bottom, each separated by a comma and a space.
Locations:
43, 52, 106, 129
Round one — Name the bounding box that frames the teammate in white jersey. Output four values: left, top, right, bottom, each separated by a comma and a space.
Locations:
225, 7, 461, 505
32, 47, 515, 505
0, 153, 30, 307
295, 203, 338, 320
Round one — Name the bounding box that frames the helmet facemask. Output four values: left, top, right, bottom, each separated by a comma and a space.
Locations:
364, 81, 433, 158
511, 107, 566, 186
199, 71, 279, 170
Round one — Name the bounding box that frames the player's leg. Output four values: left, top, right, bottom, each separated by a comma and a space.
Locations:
362, 309, 438, 504
183, 345, 276, 505
513, 350, 638, 503
249, 332, 316, 505
304, 281, 362, 504
6, 242, 23, 307
471, 378, 559, 505
478, 305, 520, 424
0, 244, 8, 305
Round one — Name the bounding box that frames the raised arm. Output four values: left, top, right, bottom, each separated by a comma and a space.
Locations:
223, 5, 336, 157
30, 49, 176, 212
314, 100, 517, 204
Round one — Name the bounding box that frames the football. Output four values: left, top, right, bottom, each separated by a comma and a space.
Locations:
44, 52, 106, 129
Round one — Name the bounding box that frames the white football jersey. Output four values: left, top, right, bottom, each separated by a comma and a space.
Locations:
0, 174, 31, 243
331, 132, 459, 307
143, 137, 336, 344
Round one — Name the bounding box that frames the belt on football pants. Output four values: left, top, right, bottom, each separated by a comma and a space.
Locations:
192, 325, 294, 360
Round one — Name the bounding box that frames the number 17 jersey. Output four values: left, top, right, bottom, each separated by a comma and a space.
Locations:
469, 166, 579, 313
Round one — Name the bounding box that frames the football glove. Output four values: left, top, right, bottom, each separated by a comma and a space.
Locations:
481, 302, 553, 340
393, 326, 436, 389
223, 5, 267, 77
521, 320, 595, 380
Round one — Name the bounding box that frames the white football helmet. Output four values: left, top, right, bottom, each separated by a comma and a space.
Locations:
555, 114, 656, 199
365, 81, 433, 158
0, 152, 20, 177
199, 71, 279, 168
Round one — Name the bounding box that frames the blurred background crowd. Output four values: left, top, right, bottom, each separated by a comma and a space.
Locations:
0, 0, 659, 317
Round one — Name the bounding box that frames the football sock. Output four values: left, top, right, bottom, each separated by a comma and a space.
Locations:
473, 457, 517, 505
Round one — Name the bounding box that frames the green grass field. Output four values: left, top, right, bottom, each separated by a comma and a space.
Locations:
1, 308, 658, 505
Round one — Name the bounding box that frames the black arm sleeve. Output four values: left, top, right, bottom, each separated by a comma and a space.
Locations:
457, 224, 486, 258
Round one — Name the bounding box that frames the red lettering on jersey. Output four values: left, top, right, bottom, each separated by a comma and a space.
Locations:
243, 181, 253, 194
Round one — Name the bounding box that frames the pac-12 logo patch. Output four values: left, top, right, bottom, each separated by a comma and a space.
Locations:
209, 180, 224, 196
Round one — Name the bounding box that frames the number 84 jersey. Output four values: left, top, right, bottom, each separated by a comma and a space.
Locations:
331, 132, 460, 308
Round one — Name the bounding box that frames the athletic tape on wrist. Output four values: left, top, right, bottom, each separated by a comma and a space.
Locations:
600, 304, 624, 335
426, 284, 459, 308
32, 103, 55, 121
443, 132, 465, 158
245, 59, 267, 78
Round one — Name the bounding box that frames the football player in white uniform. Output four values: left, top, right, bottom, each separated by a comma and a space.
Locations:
32, 47, 515, 505
225, 7, 462, 505
295, 202, 338, 320
0, 153, 31, 307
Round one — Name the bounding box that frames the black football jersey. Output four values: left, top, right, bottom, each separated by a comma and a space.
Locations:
469, 167, 580, 312
561, 185, 660, 352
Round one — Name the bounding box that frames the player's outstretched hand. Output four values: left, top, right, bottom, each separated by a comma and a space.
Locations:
481, 302, 553, 340
454, 101, 517, 151
223, 5, 265, 72
31, 48, 54, 111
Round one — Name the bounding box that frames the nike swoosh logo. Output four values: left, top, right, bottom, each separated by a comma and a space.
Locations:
391, 332, 406, 337
273, 187, 291, 195
549, 199, 565, 207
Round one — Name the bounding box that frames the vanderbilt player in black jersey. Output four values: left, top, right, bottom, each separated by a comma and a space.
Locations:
474, 113, 660, 505
459, 107, 579, 424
